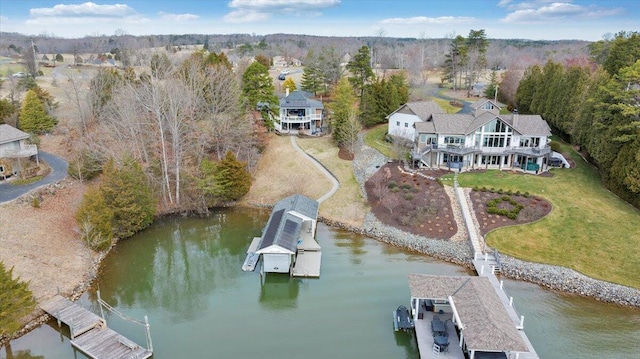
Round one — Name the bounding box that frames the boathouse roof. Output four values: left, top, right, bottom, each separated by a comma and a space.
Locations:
256, 195, 318, 255
272, 194, 319, 221
407, 274, 529, 354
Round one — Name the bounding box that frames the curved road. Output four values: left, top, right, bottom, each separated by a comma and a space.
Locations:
0, 151, 68, 204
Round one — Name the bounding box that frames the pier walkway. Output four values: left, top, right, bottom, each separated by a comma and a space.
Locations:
40, 294, 152, 359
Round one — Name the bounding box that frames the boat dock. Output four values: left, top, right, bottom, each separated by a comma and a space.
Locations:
242, 237, 262, 271
40, 294, 153, 359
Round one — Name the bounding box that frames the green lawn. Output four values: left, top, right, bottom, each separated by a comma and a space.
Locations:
363, 124, 395, 158
453, 142, 640, 289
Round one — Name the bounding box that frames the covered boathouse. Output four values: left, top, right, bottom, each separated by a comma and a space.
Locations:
407, 274, 534, 359
255, 194, 321, 277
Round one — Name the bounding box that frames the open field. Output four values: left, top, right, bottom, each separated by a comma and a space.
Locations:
453, 141, 640, 289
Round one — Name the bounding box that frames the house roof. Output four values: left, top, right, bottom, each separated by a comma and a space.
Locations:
280, 91, 324, 109
0, 124, 30, 145
414, 112, 551, 137
273, 194, 319, 221
408, 274, 529, 353
387, 101, 445, 121
256, 195, 319, 254
470, 98, 503, 110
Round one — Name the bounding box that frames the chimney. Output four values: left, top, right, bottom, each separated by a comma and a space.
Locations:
286, 88, 290, 97
513, 109, 519, 127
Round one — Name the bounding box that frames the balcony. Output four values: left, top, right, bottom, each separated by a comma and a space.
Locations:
0, 144, 38, 158
280, 114, 322, 123
416, 144, 551, 157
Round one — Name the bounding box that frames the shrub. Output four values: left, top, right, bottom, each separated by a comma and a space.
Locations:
524, 192, 530, 198
400, 183, 412, 190
485, 195, 524, 220
404, 193, 414, 200
497, 188, 504, 194
549, 140, 562, 153
480, 186, 487, 192
473, 186, 479, 191
388, 181, 397, 189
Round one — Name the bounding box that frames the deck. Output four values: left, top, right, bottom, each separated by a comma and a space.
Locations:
414, 311, 465, 359
292, 250, 321, 277
40, 295, 152, 359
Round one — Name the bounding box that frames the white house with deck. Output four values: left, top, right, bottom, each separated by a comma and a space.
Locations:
276, 90, 324, 135
410, 98, 552, 173
0, 124, 38, 179
256, 194, 321, 277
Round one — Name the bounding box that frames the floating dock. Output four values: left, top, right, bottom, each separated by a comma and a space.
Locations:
242, 237, 262, 271
40, 294, 153, 359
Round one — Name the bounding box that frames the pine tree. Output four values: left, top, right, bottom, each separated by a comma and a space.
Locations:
100, 158, 156, 239
0, 261, 36, 336
18, 89, 56, 133
328, 78, 358, 145
300, 65, 322, 95
346, 45, 374, 98
198, 152, 252, 203
75, 187, 114, 250
242, 61, 278, 111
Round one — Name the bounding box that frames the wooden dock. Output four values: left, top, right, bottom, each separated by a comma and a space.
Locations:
40, 295, 153, 359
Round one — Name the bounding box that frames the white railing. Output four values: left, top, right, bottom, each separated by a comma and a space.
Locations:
0, 144, 38, 158
280, 115, 322, 122
416, 144, 551, 157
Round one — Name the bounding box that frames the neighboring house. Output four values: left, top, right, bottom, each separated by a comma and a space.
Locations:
0, 124, 38, 179
471, 82, 486, 97
277, 90, 324, 135
411, 98, 552, 173
387, 101, 446, 141
255, 194, 320, 277
272, 55, 301, 67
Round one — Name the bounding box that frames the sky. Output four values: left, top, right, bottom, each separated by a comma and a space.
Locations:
0, 0, 638, 41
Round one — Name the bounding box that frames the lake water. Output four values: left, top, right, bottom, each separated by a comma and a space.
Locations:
2, 208, 639, 359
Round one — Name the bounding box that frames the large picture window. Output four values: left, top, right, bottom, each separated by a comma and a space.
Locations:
483, 134, 506, 147
444, 136, 465, 145
483, 119, 511, 133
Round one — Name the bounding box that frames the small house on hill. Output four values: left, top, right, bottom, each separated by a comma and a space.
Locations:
256, 194, 321, 277
277, 90, 324, 135
0, 124, 38, 179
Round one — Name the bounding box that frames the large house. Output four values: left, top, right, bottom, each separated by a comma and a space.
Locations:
0, 124, 38, 179
406, 98, 552, 173
255, 194, 321, 277
276, 90, 324, 135
387, 100, 446, 141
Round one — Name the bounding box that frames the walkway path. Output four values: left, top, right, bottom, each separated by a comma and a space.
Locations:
290, 136, 339, 204
453, 173, 483, 254
0, 151, 68, 204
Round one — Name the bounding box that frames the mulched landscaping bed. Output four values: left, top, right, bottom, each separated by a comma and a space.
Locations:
468, 189, 552, 236
365, 162, 457, 239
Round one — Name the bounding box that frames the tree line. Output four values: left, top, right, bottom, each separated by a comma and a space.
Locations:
515, 31, 640, 209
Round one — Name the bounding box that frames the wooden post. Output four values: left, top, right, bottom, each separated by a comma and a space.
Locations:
145, 315, 153, 352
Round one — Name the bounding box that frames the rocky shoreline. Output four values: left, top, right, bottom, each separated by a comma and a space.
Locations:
349, 134, 640, 308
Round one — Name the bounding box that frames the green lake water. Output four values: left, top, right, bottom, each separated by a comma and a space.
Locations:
2, 207, 639, 359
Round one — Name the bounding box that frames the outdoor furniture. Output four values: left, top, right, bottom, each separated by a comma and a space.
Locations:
434, 335, 449, 351
431, 318, 446, 336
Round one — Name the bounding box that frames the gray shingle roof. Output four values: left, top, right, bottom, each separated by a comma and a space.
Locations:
408, 274, 529, 353
388, 101, 445, 121
273, 194, 319, 220
280, 91, 324, 109
0, 124, 29, 145
414, 112, 551, 137
470, 98, 504, 110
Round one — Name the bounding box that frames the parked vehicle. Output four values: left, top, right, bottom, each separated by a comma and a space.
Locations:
278, 74, 286, 81
12, 72, 27, 78
280, 69, 290, 75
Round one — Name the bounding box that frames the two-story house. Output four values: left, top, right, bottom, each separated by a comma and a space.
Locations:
409, 98, 552, 173
0, 124, 39, 179
387, 100, 446, 141
276, 90, 324, 135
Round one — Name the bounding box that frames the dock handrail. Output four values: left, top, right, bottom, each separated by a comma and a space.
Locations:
97, 290, 153, 352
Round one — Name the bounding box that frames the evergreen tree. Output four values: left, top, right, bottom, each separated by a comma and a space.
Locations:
75, 187, 114, 250
300, 65, 323, 95
602, 31, 640, 76
483, 70, 499, 100
242, 61, 278, 111
0, 261, 36, 337
328, 77, 358, 145
204, 51, 232, 70
346, 45, 374, 98
198, 152, 252, 203
255, 54, 271, 68
18, 89, 56, 133
0, 98, 16, 124
359, 74, 408, 128
100, 158, 156, 239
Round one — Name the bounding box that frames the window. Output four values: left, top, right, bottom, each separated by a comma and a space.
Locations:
443, 154, 463, 163
444, 136, 465, 145
481, 102, 494, 110
483, 119, 511, 133
404, 122, 408, 128
396, 121, 400, 126
483, 135, 506, 147
0, 165, 4, 173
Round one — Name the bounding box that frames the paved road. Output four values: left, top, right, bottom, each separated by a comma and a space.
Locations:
0, 151, 69, 204
290, 136, 339, 204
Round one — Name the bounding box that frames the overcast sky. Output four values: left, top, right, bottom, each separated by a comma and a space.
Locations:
0, 0, 637, 40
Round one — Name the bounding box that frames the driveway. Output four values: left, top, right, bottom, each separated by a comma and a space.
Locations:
426, 83, 473, 114
0, 151, 68, 204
